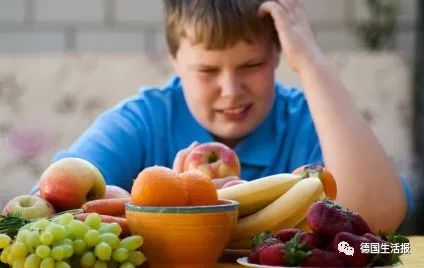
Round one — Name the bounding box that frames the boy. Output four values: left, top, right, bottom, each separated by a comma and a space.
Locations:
33, 0, 411, 233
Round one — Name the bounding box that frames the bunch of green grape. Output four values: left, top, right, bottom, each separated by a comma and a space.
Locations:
0, 213, 146, 268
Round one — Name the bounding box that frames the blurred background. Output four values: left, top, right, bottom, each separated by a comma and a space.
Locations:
0, 0, 422, 234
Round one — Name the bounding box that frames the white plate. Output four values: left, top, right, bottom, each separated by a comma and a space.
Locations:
237, 257, 292, 268
236, 257, 401, 267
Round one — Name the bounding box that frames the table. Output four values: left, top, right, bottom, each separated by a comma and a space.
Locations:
218, 236, 424, 267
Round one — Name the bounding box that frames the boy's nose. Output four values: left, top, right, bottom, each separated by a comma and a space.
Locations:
219, 73, 245, 98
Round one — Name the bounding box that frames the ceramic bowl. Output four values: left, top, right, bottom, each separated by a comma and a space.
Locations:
125, 199, 239, 268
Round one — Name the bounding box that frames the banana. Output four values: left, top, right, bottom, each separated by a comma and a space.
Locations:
296, 218, 312, 232
217, 173, 302, 217
270, 189, 327, 233
231, 177, 323, 241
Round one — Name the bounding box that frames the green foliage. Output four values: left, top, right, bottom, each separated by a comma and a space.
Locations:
357, 0, 399, 50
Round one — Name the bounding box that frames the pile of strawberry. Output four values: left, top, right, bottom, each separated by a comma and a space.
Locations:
247, 200, 408, 267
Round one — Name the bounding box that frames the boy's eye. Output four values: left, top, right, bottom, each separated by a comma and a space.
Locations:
199, 69, 218, 73
244, 62, 263, 68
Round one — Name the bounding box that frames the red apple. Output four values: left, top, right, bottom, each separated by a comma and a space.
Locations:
104, 185, 130, 199
2, 195, 55, 219
40, 158, 106, 211
221, 179, 248, 189
183, 142, 241, 179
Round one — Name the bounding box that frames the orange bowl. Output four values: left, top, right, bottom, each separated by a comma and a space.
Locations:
125, 199, 239, 268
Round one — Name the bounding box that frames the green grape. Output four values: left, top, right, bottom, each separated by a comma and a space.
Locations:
94, 260, 108, 268
51, 246, 64, 261
127, 251, 146, 266
80, 251, 96, 267
98, 223, 121, 236
0, 234, 11, 249
16, 230, 29, 243
95, 242, 112, 261
24, 253, 41, 268
40, 232, 54, 246
26, 231, 41, 248
111, 247, 129, 262
1, 245, 11, 264
68, 220, 90, 239
119, 236, 143, 251
62, 244, 74, 259
57, 213, 74, 226
12, 258, 25, 268
11, 242, 28, 259
36, 245, 51, 259
33, 219, 50, 231
84, 213, 102, 229
73, 239, 87, 256
55, 261, 71, 268
6, 251, 15, 265
99, 233, 120, 249
84, 229, 100, 247
53, 238, 73, 248
106, 260, 118, 268
39, 257, 55, 268
46, 224, 66, 242
118, 262, 135, 268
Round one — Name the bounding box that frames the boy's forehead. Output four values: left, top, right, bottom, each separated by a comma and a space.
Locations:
179, 33, 273, 55
176, 37, 276, 67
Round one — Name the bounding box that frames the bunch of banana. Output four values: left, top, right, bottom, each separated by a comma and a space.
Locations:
218, 174, 325, 249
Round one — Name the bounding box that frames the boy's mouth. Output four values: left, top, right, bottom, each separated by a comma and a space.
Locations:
216, 104, 252, 121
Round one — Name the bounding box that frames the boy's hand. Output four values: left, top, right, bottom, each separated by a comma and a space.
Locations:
173, 141, 199, 173
258, 0, 325, 73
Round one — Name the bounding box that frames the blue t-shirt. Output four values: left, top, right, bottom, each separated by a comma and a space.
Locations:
36, 76, 415, 215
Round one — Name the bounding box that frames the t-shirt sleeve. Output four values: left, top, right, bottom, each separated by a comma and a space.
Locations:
283, 89, 323, 172
36, 95, 151, 192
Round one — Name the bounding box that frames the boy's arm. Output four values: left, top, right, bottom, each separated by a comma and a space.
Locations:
260, 0, 407, 232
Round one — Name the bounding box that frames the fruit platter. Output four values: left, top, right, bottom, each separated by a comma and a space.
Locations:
0, 142, 411, 267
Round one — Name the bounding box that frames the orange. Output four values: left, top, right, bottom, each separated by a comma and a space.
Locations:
292, 164, 337, 200
179, 170, 219, 206
131, 166, 188, 206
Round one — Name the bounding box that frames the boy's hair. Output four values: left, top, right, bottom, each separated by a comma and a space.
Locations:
163, 0, 278, 57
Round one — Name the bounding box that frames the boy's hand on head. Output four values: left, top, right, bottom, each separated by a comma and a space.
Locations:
173, 141, 199, 173
259, 0, 325, 73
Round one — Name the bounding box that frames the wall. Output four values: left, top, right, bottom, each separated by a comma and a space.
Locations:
0, 0, 417, 58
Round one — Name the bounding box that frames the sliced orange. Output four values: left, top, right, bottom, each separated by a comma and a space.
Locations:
292, 164, 337, 200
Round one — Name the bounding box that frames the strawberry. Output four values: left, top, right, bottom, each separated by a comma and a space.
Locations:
364, 233, 396, 266
275, 228, 301, 242
299, 248, 345, 267
306, 200, 372, 239
250, 233, 314, 266
332, 231, 372, 267
299, 232, 322, 248
350, 213, 372, 235
259, 243, 286, 265
307, 200, 354, 238
248, 237, 281, 264
251, 231, 280, 249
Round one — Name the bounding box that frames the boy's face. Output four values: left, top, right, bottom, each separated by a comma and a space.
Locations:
173, 35, 280, 145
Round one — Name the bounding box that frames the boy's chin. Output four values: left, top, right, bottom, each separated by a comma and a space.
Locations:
211, 127, 252, 143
